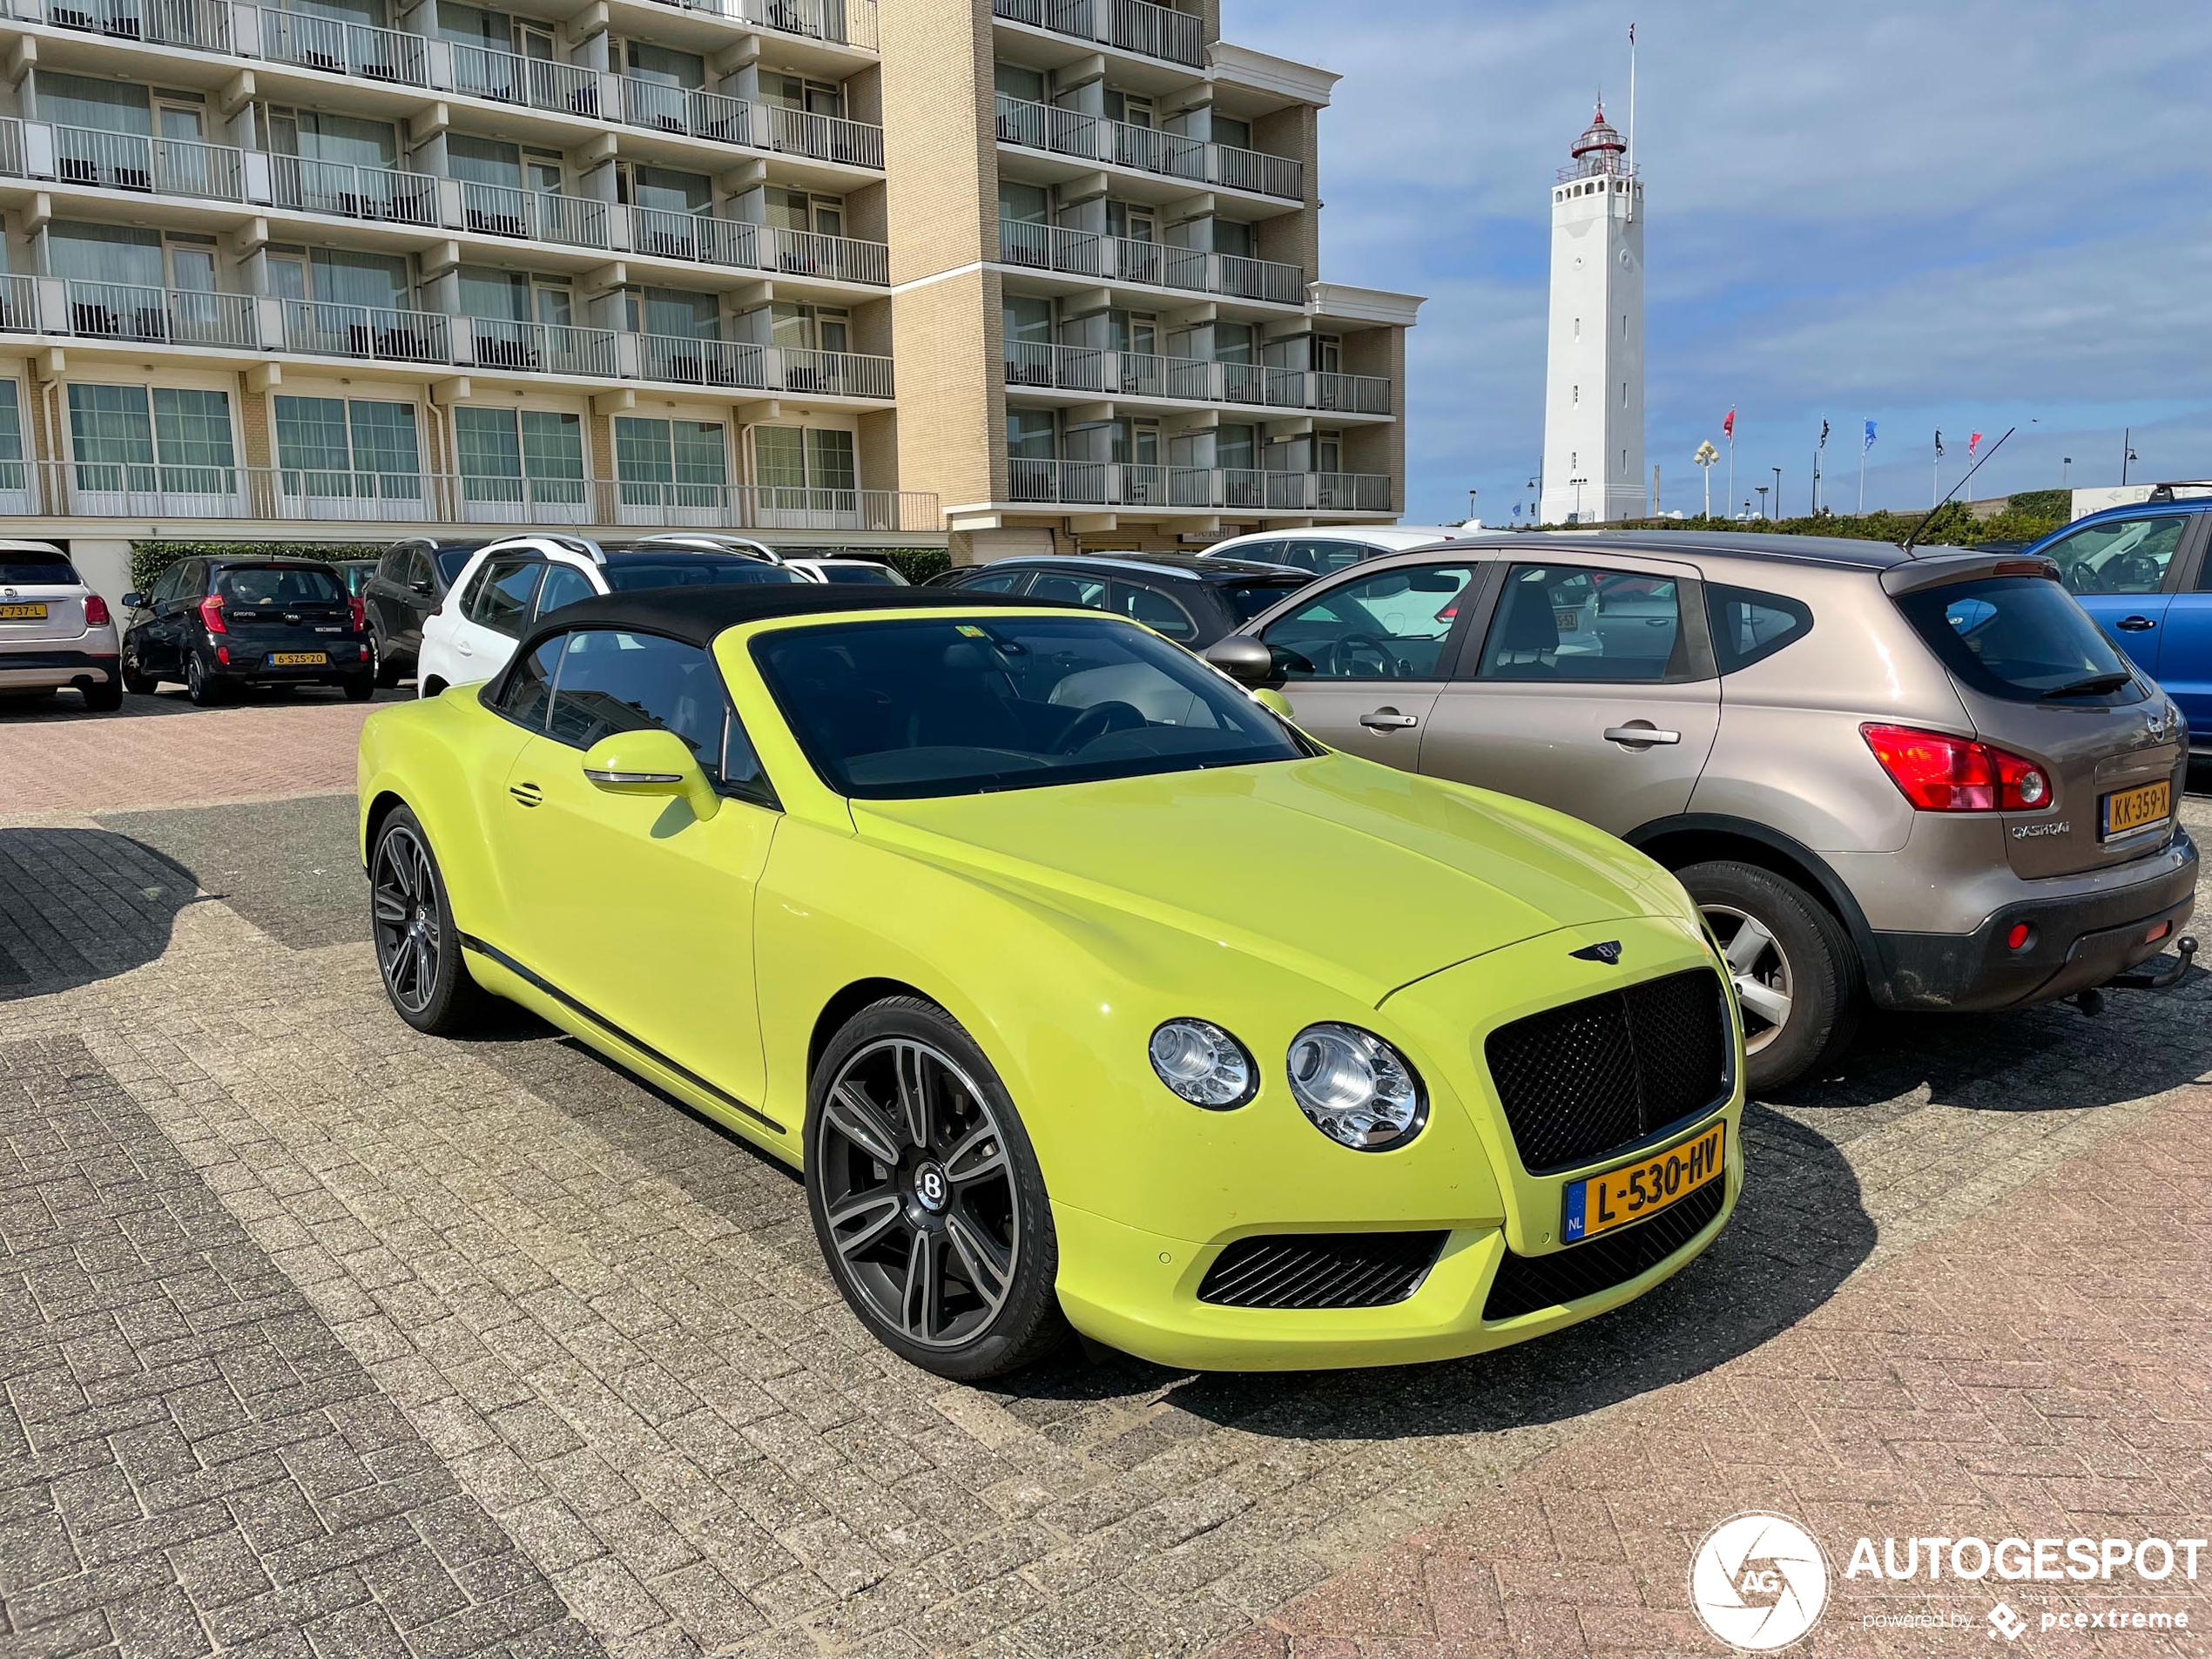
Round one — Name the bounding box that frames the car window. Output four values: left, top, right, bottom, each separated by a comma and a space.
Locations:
1261, 563, 1476, 679
602, 560, 806, 590
958, 570, 1028, 593
1028, 572, 1109, 609
493, 636, 562, 729
1476, 564, 1687, 683
470, 558, 543, 638
720, 711, 771, 803
535, 563, 595, 619
1111, 581, 1197, 641
0, 551, 78, 584
219, 566, 345, 607
1218, 579, 1305, 624
2044, 516, 2186, 597
546, 629, 725, 768
818, 564, 899, 585
376, 547, 407, 583
1896, 575, 2143, 705
1706, 584, 1814, 674
148, 564, 180, 606
407, 550, 435, 590
752, 615, 1308, 800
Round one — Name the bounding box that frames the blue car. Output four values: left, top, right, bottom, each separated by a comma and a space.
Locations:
2024, 496, 2212, 754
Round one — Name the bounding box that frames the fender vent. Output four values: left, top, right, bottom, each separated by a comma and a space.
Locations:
1197, 1231, 1446, 1310
1483, 1178, 1726, 1322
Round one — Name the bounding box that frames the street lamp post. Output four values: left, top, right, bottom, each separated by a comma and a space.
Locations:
1570, 475, 1588, 523
2062, 456, 2072, 488
2121, 429, 2138, 485
1755, 485, 1769, 521
1772, 467, 1782, 521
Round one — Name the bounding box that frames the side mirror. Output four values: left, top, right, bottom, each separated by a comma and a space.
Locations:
122, 591, 145, 610
1204, 633, 1274, 686
581, 729, 720, 822
411, 580, 433, 596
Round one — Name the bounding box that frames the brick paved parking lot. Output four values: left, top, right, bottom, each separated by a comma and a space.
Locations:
3, 694, 2208, 1659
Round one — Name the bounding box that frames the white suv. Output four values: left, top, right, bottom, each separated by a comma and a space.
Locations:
415, 534, 806, 695
0, 540, 123, 711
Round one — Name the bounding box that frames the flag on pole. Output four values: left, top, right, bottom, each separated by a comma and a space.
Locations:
1511, 503, 1521, 518
1934, 429, 1945, 458
1968, 431, 1983, 459
1723, 408, 1736, 439
1864, 420, 1877, 452
1819, 419, 1830, 450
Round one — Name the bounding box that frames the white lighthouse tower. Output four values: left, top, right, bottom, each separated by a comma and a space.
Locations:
1540, 102, 1645, 525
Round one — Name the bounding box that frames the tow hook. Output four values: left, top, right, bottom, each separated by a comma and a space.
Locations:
2077, 934, 2199, 1016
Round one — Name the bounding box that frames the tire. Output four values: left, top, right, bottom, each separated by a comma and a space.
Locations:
1677, 860, 1860, 1096
342, 674, 375, 702
806, 996, 1070, 1380
184, 650, 223, 706
372, 633, 401, 688
81, 677, 124, 712
368, 806, 489, 1036
121, 651, 158, 695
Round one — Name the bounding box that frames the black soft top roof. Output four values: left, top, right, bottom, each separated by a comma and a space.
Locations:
516, 583, 1073, 653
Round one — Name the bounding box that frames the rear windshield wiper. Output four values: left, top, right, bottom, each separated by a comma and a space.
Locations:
2041, 671, 2134, 698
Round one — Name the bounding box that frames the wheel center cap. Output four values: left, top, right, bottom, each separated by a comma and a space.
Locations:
912, 1161, 948, 1214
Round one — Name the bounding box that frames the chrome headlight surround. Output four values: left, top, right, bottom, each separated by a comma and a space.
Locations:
1148, 1018, 1258, 1109
1285, 1023, 1426, 1150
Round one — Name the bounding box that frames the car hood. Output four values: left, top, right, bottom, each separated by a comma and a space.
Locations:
850, 755, 1683, 1006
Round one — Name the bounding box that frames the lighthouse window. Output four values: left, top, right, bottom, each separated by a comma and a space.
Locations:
1621, 381, 1628, 408
1572, 385, 1579, 406
1574, 317, 1581, 340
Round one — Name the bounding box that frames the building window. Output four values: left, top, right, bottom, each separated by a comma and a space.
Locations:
1006, 409, 1057, 461
274, 395, 421, 502
67, 383, 234, 497
455, 406, 585, 510
0, 380, 26, 500
615, 415, 726, 507
755, 426, 856, 501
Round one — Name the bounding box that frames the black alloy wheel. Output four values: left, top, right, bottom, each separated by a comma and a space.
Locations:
185, 650, 219, 705
369, 809, 486, 1035
807, 999, 1068, 1379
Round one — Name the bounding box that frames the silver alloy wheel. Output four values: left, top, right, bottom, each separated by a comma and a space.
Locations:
817, 1037, 1021, 1350
1703, 901, 1794, 1054
371, 826, 441, 1016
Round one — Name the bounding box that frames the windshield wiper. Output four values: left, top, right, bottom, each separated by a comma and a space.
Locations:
2041, 671, 2134, 699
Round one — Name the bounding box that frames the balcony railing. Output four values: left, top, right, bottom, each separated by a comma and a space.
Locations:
998, 219, 1305, 305
631, 204, 757, 266
47, 124, 246, 201
1008, 456, 1392, 513
17, 0, 887, 168
0, 459, 941, 530
460, 180, 611, 248
644, 0, 877, 51
64, 280, 258, 347
469, 317, 621, 378
270, 154, 438, 226
1004, 341, 1393, 415
990, 0, 1203, 68
0, 273, 37, 332
995, 96, 1303, 201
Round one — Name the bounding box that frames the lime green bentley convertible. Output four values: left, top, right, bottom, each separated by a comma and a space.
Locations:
357, 583, 1746, 1379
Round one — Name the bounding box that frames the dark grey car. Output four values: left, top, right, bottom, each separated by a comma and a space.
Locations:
1208, 532, 2197, 1091
931, 553, 1309, 649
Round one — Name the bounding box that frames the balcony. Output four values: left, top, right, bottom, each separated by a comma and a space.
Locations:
999, 219, 1304, 306
1004, 340, 1392, 415
995, 96, 1302, 202
1007, 455, 1392, 514
638, 0, 879, 51
64, 279, 258, 347
990, 0, 1202, 70
0, 459, 941, 530
0, 118, 894, 285
10, 0, 888, 170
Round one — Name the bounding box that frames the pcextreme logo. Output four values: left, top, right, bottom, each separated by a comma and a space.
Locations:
1689, 1512, 1831, 1650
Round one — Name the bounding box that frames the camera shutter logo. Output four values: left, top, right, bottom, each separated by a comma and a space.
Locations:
1689, 1512, 1830, 1651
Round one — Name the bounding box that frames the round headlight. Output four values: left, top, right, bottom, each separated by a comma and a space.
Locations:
1149, 1019, 1257, 1109
1285, 1023, 1425, 1150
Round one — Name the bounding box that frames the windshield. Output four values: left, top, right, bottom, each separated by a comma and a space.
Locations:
606, 560, 808, 591
1896, 575, 2146, 705
0, 553, 77, 585
753, 615, 1309, 799
817, 563, 900, 585
1219, 579, 1304, 623
434, 547, 475, 584
219, 566, 344, 607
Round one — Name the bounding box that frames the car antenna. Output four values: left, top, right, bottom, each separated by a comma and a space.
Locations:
1899, 426, 2014, 557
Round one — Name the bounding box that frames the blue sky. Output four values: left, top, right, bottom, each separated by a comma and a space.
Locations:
1221, 0, 2212, 524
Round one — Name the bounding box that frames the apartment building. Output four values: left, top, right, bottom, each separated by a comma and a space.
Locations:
0, 0, 1417, 582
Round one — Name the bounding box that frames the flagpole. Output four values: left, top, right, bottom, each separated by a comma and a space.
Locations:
1858, 438, 1866, 514
1726, 435, 1733, 520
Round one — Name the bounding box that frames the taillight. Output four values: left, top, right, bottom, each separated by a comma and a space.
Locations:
1861, 723, 2050, 813
426, 602, 444, 619
348, 595, 368, 634
84, 593, 111, 627
199, 594, 227, 635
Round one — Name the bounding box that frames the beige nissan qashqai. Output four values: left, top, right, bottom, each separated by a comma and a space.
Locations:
1207, 532, 2197, 1092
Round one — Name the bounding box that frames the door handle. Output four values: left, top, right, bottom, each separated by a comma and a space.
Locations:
1605, 724, 1683, 746
509, 782, 542, 808
455, 638, 474, 655
2115, 616, 2158, 631
1359, 709, 1420, 731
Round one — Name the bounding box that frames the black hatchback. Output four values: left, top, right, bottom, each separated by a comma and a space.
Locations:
121, 558, 374, 705
362, 538, 485, 685
927, 553, 1309, 648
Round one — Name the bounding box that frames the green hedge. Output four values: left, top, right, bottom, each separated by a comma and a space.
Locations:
881, 547, 952, 584
1608, 498, 2067, 550
130, 540, 384, 594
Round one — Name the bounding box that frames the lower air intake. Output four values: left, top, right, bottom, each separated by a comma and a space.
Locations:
1483, 1179, 1726, 1322
1197, 1231, 1447, 1310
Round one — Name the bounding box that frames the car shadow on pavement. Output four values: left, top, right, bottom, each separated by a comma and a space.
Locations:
996, 1102, 1873, 1440
0, 827, 202, 1000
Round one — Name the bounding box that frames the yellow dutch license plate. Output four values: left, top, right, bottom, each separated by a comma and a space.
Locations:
0, 602, 48, 620
2101, 779, 2170, 841
1562, 1123, 1725, 1244
269, 651, 328, 667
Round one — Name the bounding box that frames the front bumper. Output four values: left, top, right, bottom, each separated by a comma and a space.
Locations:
1871, 825, 2197, 1011
0, 649, 118, 690
1055, 1138, 1742, 1371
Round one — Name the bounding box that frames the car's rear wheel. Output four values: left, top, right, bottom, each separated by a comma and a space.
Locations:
370, 807, 488, 1035
1680, 860, 1859, 1096
373, 632, 401, 688
806, 997, 1069, 1380
342, 673, 375, 702
184, 651, 224, 706
81, 677, 124, 712
121, 654, 158, 695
